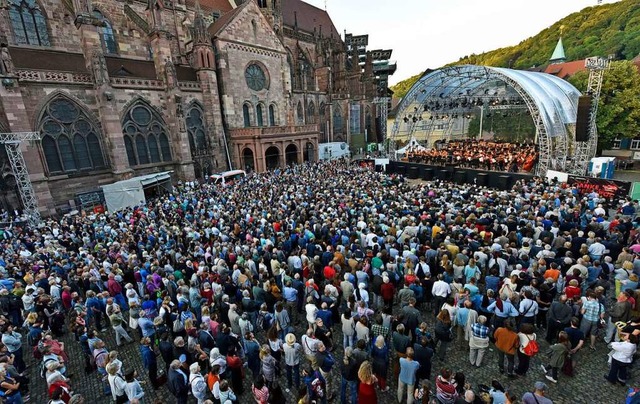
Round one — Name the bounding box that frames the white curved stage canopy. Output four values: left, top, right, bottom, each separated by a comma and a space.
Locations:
391, 65, 582, 174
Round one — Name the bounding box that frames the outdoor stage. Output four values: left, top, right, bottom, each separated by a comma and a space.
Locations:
386, 160, 536, 190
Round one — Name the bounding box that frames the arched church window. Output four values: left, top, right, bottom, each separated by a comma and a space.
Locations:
256, 104, 264, 127
333, 104, 343, 135
8, 0, 50, 46
186, 102, 207, 153
242, 103, 252, 127
268, 104, 277, 126
38, 96, 107, 174
122, 101, 172, 166
92, 10, 118, 54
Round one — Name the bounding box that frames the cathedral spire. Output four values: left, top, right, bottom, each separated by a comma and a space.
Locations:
193, 0, 210, 46
550, 26, 566, 64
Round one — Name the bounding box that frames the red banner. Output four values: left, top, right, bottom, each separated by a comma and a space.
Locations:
567, 176, 631, 201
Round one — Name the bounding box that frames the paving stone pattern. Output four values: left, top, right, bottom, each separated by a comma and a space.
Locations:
23, 298, 633, 404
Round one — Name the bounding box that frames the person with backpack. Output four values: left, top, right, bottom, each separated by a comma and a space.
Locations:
314, 342, 335, 401
515, 323, 538, 376
188, 362, 208, 404
302, 366, 327, 404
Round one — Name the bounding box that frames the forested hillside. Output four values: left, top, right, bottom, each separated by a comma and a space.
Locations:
391, 0, 640, 99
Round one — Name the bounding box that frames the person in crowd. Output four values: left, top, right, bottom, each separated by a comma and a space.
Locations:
397, 347, 420, 404
541, 330, 570, 383
468, 315, 490, 367
605, 333, 638, 385
494, 318, 519, 378
522, 381, 553, 404
340, 347, 359, 404
284, 333, 302, 391
0, 159, 637, 403
357, 361, 377, 404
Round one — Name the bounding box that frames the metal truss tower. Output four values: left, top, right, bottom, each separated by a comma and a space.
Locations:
0, 132, 41, 226
568, 56, 609, 175
373, 97, 390, 152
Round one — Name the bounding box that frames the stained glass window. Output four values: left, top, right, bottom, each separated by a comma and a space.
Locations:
93, 10, 118, 54
245, 63, 267, 91
333, 104, 343, 135
256, 104, 264, 127
242, 104, 251, 127
39, 97, 107, 174
122, 102, 172, 166
186, 103, 207, 153
268, 105, 276, 126
9, 0, 50, 46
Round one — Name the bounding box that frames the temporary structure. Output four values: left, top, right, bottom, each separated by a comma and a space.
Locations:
101, 171, 173, 212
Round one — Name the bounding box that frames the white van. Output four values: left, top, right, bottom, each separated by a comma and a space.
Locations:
318, 142, 350, 160
209, 169, 246, 186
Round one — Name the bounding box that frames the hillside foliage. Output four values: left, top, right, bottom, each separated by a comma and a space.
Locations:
391, 0, 640, 99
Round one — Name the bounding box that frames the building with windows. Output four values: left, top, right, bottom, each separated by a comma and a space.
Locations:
0, 0, 392, 215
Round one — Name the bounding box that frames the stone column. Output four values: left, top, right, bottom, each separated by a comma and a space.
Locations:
149, 31, 194, 180
73, 19, 132, 177
197, 69, 228, 171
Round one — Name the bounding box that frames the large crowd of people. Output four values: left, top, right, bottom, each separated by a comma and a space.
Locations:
0, 159, 638, 404
406, 140, 538, 173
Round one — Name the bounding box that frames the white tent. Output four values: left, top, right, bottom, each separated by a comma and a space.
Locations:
101, 171, 173, 212
396, 137, 427, 156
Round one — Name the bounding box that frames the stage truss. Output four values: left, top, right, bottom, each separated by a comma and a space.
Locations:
391, 65, 581, 175
0, 132, 42, 226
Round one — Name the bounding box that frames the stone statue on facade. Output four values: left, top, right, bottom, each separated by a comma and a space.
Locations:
91, 50, 108, 86
165, 58, 177, 89
0, 46, 14, 76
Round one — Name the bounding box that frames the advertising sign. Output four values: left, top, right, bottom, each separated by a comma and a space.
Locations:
567, 175, 631, 200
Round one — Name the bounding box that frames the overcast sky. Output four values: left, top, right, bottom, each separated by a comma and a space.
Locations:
302, 0, 621, 84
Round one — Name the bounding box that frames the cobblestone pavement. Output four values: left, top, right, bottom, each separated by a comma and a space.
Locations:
23, 305, 633, 404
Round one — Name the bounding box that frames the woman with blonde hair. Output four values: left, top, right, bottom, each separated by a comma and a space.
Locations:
357, 361, 378, 404
259, 344, 278, 387
370, 335, 389, 392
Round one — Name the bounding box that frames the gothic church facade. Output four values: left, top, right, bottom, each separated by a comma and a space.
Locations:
0, 0, 384, 215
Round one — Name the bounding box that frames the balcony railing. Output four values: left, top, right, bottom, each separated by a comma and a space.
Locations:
228, 124, 319, 138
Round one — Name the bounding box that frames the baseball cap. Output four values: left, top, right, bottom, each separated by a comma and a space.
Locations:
534, 381, 548, 391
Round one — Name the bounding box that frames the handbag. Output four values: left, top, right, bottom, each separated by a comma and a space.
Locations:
597, 302, 605, 329
561, 354, 574, 376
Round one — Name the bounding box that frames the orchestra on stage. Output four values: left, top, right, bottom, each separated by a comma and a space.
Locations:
406, 139, 538, 173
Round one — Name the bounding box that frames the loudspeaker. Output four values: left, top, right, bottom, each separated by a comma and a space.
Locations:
454, 170, 467, 184
396, 164, 407, 176
575, 95, 592, 142
407, 166, 419, 179
386, 161, 396, 174
475, 173, 488, 186
437, 169, 451, 181
497, 175, 511, 190
423, 168, 434, 181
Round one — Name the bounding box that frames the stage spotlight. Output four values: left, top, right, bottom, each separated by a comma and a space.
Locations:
403, 117, 409, 123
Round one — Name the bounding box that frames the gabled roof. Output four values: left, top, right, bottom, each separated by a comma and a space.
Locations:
543, 59, 586, 79
208, 1, 246, 37
281, 0, 341, 40
185, 0, 233, 13
550, 37, 566, 63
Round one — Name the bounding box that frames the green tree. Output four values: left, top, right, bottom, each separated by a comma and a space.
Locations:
569, 60, 640, 150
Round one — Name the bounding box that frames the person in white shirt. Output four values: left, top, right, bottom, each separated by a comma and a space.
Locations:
107, 362, 127, 403
605, 333, 637, 384
305, 297, 318, 330
432, 274, 451, 316
189, 362, 208, 404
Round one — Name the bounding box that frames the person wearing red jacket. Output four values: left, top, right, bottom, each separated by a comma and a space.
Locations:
381, 275, 396, 310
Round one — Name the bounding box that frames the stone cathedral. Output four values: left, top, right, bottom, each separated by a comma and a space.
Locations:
0, 0, 393, 216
